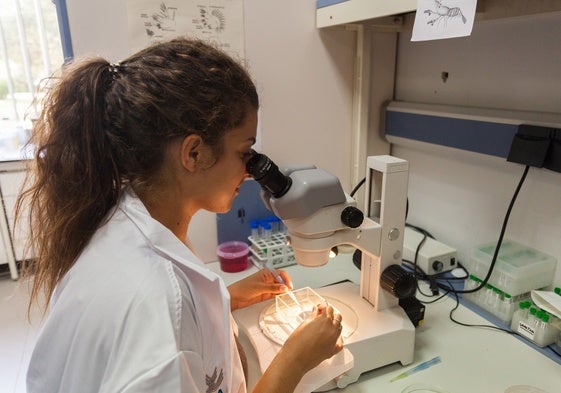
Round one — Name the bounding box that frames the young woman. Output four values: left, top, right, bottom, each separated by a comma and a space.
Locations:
18, 38, 343, 393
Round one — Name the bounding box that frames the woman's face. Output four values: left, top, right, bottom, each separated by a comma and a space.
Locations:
196, 110, 258, 213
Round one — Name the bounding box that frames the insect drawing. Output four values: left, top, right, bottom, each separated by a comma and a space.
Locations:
424, 0, 467, 26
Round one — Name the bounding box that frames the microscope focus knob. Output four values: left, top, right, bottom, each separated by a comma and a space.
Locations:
340, 206, 364, 228
380, 265, 416, 299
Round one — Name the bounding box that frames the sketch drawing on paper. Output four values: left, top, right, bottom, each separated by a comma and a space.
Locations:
424, 0, 467, 26
143, 2, 177, 38
198, 7, 226, 34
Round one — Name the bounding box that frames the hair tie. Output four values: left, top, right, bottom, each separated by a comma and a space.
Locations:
108, 62, 121, 79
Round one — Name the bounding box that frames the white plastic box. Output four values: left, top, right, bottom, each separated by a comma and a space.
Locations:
463, 240, 557, 323
464, 240, 557, 297
510, 301, 561, 347
275, 287, 327, 330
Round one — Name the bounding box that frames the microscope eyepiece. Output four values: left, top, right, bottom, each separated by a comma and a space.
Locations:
246, 151, 292, 198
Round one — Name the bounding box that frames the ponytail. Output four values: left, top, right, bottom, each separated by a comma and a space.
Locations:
17, 58, 122, 312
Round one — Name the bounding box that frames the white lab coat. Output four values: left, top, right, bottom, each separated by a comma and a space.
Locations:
27, 189, 246, 393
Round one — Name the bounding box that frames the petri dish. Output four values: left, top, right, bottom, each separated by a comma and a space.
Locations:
401, 383, 451, 393
504, 386, 550, 393
259, 293, 358, 345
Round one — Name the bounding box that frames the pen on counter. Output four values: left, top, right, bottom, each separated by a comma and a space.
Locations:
390, 356, 442, 382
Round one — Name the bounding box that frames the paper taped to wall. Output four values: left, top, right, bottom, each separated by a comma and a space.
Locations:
125, 0, 245, 57
412, 0, 477, 42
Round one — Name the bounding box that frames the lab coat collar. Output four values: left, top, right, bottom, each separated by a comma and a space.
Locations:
118, 188, 215, 281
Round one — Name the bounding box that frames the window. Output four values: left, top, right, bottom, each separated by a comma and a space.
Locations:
0, 0, 64, 160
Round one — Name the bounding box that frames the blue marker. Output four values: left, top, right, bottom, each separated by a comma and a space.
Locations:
390, 356, 442, 382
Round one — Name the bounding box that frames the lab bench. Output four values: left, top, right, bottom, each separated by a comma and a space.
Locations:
208, 253, 560, 393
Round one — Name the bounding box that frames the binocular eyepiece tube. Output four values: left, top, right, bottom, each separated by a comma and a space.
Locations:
246, 150, 292, 198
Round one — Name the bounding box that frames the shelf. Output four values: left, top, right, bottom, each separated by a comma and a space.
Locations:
316, 0, 416, 28
317, 0, 561, 28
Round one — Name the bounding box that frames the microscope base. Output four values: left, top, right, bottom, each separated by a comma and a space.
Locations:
234, 281, 415, 392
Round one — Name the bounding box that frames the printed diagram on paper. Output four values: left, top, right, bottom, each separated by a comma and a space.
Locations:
412, 0, 477, 41
126, 0, 244, 57
142, 3, 178, 37
424, 0, 467, 26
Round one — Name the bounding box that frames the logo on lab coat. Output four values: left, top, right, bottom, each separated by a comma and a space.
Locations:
206, 367, 224, 393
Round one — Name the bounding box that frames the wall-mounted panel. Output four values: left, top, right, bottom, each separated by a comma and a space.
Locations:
385, 101, 561, 158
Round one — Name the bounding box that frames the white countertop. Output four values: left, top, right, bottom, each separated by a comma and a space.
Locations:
207, 253, 561, 393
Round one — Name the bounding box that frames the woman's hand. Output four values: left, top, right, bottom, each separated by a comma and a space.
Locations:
253, 304, 344, 393
281, 304, 344, 373
227, 268, 293, 311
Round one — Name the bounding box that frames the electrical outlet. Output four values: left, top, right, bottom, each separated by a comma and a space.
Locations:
403, 227, 457, 275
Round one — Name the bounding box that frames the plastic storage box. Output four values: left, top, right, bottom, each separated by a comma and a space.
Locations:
464, 240, 556, 296
275, 287, 327, 329
463, 240, 557, 323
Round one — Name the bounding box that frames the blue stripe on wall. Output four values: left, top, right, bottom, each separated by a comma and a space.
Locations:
317, 0, 349, 9
385, 110, 518, 158
54, 0, 74, 61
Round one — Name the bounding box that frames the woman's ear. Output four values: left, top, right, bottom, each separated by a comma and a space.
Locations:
180, 134, 214, 172
180, 135, 203, 172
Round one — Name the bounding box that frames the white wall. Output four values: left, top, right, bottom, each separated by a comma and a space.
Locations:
391, 12, 561, 287
65, 0, 356, 262
244, 0, 355, 185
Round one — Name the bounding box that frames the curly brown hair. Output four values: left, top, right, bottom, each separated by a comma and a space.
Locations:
16, 38, 259, 312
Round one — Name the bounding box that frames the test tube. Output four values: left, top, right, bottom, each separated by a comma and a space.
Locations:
489, 288, 501, 312
463, 277, 473, 291
511, 301, 524, 328
483, 284, 493, 310
499, 292, 512, 320
266, 215, 279, 234
528, 307, 537, 326
521, 301, 531, 320
262, 222, 272, 240
250, 220, 260, 240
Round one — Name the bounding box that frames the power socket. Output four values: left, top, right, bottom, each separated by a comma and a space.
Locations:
403, 226, 457, 275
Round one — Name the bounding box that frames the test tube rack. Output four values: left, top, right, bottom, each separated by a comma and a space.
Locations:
510, 300, 561, 348
248, 233, 296, 269
463, 274, 530, 324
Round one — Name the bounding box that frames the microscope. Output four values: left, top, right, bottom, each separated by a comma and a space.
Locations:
235, 152, 416, 391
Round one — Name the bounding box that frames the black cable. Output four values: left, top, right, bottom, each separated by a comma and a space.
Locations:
449, 165, 530, 295
414, 233, 427, 271
440, 280, 522, 336
420, 287, 450, 304
349, 177, 366, 198
405, 223, 435, 239
402, 260, 428, 278
406, 198, 409, 221
547, 345, 561, 357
